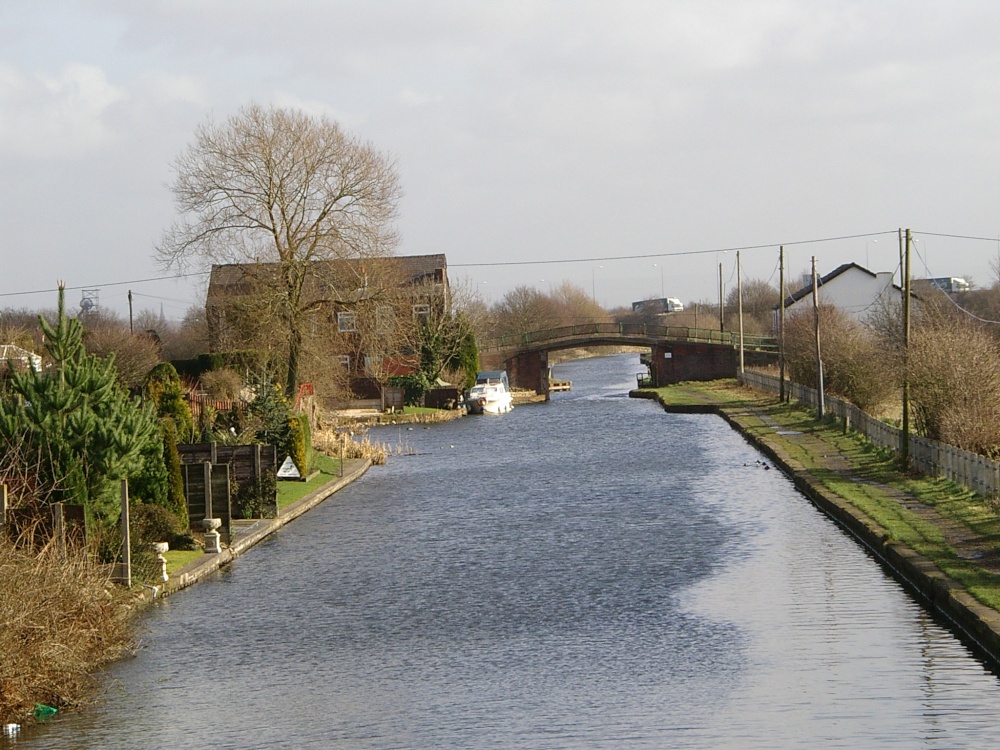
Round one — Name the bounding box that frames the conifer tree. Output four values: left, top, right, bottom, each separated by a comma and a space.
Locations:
0, 285, 161, 526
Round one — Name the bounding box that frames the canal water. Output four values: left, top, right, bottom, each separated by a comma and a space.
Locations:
11, 354, 1000, 748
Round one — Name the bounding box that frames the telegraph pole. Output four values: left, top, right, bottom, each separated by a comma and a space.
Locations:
737, 250, 744, 373
812, 256, 824, 419
718, 262, 724, 333
779, 246, 786, 402
902, 228, 912, 467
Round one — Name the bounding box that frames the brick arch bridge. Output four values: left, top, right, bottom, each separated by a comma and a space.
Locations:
479, 322, 777, 396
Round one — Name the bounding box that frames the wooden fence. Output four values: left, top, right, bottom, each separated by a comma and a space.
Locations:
739, 370, 1000, 498
2, 494, 87, 549
177, 443, 278, 528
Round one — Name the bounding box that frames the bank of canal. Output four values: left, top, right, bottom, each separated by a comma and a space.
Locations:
635, 378, 1000, 671
13, 355, 1000, 749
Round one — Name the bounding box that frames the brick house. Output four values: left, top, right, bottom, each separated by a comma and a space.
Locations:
205, 253, 449, 399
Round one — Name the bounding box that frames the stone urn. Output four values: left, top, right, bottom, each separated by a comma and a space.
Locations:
201, 518, 222, 532
202, 518, 222, 554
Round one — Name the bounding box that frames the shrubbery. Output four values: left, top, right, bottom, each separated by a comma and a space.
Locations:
0, 543, 138, 723
388, 372, 430, 406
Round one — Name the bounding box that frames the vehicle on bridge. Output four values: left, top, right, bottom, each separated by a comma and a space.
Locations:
466, 371, 513, 415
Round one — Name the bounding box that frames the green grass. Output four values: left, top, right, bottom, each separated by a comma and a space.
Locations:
402, 405, 439, 414
276, 453, 352, 510
164, 549, 203, 576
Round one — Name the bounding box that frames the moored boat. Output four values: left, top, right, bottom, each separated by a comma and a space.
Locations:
465, 371, 513, 414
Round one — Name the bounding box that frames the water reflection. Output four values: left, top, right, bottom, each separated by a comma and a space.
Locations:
12, 355, 1000, 749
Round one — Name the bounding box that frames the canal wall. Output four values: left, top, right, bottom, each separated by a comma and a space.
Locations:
162, 459, 372, 596
634, 389, 1000, 672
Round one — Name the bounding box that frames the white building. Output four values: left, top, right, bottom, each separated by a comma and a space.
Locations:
776, 263, 903, 326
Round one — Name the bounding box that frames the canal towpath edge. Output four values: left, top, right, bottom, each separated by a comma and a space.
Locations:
161, 458, 372, 596
632, 383, 1000, 672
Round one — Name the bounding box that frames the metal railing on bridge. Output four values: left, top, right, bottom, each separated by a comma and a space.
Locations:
481, 322, 777, 353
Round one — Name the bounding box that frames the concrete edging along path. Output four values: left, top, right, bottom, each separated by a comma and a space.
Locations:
162, 459, 372, 596
632, 388, 1000, 671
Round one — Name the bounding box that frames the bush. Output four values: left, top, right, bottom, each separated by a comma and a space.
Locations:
144, 363, 195, 442
907, 317, 1000, 456
161, 418, 188, 527
286, 414, 308, 475
784, 305, 895, 413
388, 372, 430, 406
199, 368, 244, 400
130, 503, 182, 545
233, 472, 277, 520
0, 544, 138, 723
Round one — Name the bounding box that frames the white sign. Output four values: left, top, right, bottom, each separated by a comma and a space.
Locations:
277, 456, 301, 479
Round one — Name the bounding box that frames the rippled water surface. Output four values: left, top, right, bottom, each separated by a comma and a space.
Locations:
13, 354, 1000, 748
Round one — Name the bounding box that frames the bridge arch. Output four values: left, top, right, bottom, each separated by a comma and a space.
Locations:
480, 322, 777, 395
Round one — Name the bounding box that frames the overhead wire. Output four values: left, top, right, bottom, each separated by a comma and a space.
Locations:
449, 231, 893, 267
911, 233, 1000, 325
0, 270, 209, 300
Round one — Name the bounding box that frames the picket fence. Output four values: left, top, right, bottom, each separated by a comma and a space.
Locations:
739, 370, 1000, 499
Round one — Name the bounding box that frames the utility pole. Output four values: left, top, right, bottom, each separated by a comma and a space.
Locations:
718, 262, 724, 333
779, 246, 786, 402
812, 256, 824, 419
902, 228, 912, 467
898, 228, 904, 288
128, 290, 134, 335
737, 250, 744, 373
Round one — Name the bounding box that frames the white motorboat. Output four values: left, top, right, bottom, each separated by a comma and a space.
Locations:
465, 371, 513, 414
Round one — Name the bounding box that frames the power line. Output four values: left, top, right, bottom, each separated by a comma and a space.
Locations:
449, 231, 894, 268
913, 230, 1000, 243
0, 271, 209, 300
911, 237, 1000, 325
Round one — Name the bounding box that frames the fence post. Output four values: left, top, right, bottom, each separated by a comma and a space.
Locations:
53, 502, 66, 558
115, 479, 131, 588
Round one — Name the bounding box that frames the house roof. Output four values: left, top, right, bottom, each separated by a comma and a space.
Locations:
778, 262, 903, 309
207, 254, 448, 303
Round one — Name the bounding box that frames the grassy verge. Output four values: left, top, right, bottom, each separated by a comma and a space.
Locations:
276, 453, 354, 510
164, 549, 203, 576
641, 380, 1000, 612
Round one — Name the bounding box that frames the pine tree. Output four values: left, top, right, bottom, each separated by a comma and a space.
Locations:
0, 285, 161, 527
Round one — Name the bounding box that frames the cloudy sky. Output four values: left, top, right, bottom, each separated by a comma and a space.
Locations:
3, 1, 1000, 319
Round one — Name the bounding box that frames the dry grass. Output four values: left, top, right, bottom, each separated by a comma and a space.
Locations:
0, 540, 139, 724
313, 426, 390, 465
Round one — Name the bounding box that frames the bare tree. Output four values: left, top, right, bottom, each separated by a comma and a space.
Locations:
156, 103, 401, 398
726, 278, 779, 334
784, 305, 895, 413
492, 286, 563, 342
158, 305, 211, 361
905, 312, 1000, 455
546, 282, 608, 325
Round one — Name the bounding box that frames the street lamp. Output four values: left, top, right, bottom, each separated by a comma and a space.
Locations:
866, 239, 877, 269
653, 263, 664, 298
592, 265, 603, 303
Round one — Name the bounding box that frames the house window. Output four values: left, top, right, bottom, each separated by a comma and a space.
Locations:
337, 355, 351, 370
337, 312, 357, 332
412, 303, 430, 320
376, 306, 395, 334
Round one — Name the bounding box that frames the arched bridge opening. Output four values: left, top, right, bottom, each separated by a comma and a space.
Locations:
479, 322, 777, 396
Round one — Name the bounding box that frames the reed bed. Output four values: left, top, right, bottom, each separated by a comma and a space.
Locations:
0, 540, 139, 724
313, 426, 393, 465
